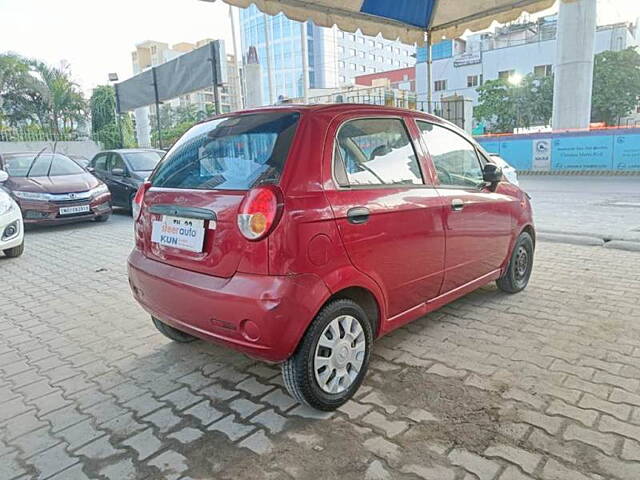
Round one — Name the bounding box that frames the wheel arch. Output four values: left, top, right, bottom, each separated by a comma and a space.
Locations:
325, 286, 381, 338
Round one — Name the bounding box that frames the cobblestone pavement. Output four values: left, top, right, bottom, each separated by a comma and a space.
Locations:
2, 213, 640, 480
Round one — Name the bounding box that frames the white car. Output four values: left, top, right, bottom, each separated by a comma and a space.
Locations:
0, 170, 24, 258
489, 153, 519, 186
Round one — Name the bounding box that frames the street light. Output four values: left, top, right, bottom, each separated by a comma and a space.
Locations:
107, 73, 124, 147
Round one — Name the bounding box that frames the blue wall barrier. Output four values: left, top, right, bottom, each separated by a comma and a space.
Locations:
476, 128, 640, 171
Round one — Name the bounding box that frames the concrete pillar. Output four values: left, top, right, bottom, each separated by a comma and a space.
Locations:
551, 0, 597, 131
134, 106, 151, 148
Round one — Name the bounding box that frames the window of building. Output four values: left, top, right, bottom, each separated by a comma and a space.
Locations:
349, 63, 356, 70
386, 45, 393, 52
467, 75, 479, 87
368, 53, 374, 61
338, 61, 345, 69
376, 56, 383, 63
334, 118, 423, 187
359, 65, 366, 72
416, 121, 483, 188
150, 45, 157, 54
359, 51, 365, 58
368, 40, 374, 47
357, 37, 365, 44
348, 34, 355, 42
377, 42, 384, 49
367, 67, 375, 73
434, 80, 447, 91
395, 47, 400, 55
338, 46, 344, 54
533, 64, 553, 77
349, 48, 356, 56
498, 70, 515, 81
387, 58, 393, 65
339, 76, 346, 83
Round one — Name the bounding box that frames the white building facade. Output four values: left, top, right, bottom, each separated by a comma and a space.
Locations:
416, 16, 640, 109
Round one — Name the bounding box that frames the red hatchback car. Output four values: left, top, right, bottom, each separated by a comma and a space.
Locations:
128, 105, 535, 410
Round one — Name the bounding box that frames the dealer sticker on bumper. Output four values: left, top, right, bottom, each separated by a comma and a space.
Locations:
151, 216, 205, 252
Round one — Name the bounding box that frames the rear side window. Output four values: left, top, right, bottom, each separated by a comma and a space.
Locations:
151, 112, 300, 190
417, 121, 483, 188
333, 118, 423, 187
93, 154, 108, 171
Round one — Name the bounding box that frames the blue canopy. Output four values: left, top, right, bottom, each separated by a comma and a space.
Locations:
207, 0, 555, 44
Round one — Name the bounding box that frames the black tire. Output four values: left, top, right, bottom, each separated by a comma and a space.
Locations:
3, 241, 24, 258
282, 299, 373, 411
496, 231, 534, 293
152, 317, 197, 343
95, 214, 111, 223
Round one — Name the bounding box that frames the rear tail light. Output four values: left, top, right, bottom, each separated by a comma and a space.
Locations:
237, 186, 282, 241
132, 181, 151, 222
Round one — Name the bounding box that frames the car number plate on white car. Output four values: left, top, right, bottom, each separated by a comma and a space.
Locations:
151, 216, 205, 252
59, 205, 90, 215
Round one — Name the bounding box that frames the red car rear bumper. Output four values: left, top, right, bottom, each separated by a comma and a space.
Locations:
127, 249, 330, 363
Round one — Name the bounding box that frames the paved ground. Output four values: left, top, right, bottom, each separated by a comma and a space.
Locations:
519, 175, 640, 242
2, 213, 640, 480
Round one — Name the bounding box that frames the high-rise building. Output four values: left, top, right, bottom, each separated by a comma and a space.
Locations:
239, 5, 416, 105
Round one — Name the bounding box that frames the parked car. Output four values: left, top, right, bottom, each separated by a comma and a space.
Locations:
89, 149, 164, 212
0, 152, 112, 225
127, 105, 535, 411
0, 171, 24, 257
488, 153, 519, 186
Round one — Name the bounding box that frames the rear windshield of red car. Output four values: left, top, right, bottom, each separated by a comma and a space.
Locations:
4, 153, 85, 177
151, 112, 300, 190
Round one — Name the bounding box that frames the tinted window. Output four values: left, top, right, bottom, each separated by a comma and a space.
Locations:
334, 118, 422, 187
93, 154, 108, 171
109, 154, 125, 172
151, 112, 300, 190
124, 151, 162, 171
4, 153, 85, 177
417, 121, 483, 188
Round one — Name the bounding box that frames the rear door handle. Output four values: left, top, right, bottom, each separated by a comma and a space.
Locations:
451, 199, 464, 212
347, 207, 370, 224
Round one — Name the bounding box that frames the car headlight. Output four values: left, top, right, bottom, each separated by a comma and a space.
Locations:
90, 184, 109, 197
12, 191, 51, 201
0, 196, 16, 215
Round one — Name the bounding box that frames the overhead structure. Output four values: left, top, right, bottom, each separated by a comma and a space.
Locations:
203, 0, 555, 45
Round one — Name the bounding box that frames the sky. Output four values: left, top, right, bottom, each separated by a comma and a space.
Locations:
1, 0, 639, 95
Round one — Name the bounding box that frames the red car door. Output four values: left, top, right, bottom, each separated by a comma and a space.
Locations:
324, 113, 446, 321
416, 120, 513, 293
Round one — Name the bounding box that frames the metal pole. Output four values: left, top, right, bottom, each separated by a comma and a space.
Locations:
426, 31, 433, 114
210, 42, 222, 115
263, 16, 275, 104
113, 83, 124, 147
151, 67, 162, 149
301, 22, 310, 104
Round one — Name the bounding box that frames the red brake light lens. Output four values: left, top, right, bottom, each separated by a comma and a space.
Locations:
237, 187, 281, 240
132, 181, 151, 222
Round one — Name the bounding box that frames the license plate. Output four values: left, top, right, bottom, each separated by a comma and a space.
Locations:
59, 205, 90, 215
151, 216, 205, 252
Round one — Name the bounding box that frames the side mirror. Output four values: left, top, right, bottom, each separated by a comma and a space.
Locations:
112, 168, 125, 177
86, 166, 95, 173
483, 163, 502, 185
0, 170, 8, 183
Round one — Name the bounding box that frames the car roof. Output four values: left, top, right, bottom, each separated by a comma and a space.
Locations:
98, 148, 164, 154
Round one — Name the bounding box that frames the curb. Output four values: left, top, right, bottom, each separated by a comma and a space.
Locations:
520, 170, 640, 176
538, 232, 604, 247
538, 232, 640, 252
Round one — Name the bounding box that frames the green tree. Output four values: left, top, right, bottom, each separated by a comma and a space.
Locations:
89, 85, 135, 149
591, 47, 640, 126
474, 74, 554, 134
